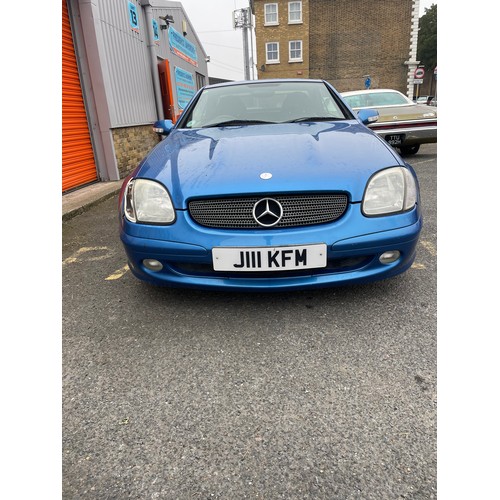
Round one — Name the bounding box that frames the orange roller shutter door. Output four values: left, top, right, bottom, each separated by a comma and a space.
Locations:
62, 0, 98, 192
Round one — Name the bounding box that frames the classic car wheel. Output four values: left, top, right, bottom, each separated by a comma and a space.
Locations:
400, 144, 420, 155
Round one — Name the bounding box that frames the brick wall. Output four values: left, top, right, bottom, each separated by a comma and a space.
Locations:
255, 0, 310, 79
254, 0, 414, 94
111, 125, 161, 178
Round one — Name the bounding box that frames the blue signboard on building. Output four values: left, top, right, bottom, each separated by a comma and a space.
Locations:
169, 26, 198, 67
152, 18, 159, 44
174, 67, 196, 110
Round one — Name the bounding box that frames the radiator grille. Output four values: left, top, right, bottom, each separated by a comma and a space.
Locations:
188, 194, 348, 229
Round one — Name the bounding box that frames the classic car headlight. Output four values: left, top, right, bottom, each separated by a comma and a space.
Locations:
363, 167, 417, 216
124, 178, 175, 224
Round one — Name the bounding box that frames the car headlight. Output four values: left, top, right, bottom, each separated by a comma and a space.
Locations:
363, 167, 417, 216
124, 178, 175, 224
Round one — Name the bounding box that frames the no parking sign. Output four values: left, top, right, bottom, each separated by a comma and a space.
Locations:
414, 67, 425, 79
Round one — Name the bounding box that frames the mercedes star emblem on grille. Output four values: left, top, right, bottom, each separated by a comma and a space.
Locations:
252, 198, 283, 227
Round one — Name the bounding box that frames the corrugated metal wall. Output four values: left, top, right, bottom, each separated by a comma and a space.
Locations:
62, 0, 210, 192
90, 0, 208, 127
62, 0, 98, 192
96, 0, 157, 127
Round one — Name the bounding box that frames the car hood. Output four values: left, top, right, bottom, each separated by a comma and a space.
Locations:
368, 103, 437, 123
137, 121, 402, 207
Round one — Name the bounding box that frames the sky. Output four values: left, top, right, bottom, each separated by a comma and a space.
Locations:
180, 0, 253, 81
179, 0, 438, 81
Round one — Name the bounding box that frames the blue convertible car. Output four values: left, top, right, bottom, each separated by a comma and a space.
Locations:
119, 79, 422, 291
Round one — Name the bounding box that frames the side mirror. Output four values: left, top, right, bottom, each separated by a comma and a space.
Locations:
357, 109, 379, 125
153, 119, 174, 136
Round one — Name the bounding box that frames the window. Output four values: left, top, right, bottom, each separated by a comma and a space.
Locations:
288, 1, 302, 23
343, 91, 411, 109
264, 3, 278, 25
266, 42, 280, 63
289, 40, 302, 62
179, 81, 349, 129
196, 72, 205, 90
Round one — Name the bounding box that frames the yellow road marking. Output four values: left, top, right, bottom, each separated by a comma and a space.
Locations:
63, 246, 111, 266
411, 263, 426, 270
105, 265, 130, 281
420, 240, 437, 257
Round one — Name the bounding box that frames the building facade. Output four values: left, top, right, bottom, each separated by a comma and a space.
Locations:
251, 0, 421, 97
62, 0, 208, 193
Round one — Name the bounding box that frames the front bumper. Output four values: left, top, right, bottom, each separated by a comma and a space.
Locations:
369, 121, 437, 146
120, 204, 422, 291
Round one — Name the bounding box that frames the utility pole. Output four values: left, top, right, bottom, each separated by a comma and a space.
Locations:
233, 7, 252, 80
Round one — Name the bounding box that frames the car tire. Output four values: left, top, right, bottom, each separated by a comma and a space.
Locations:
400, 144, 420, 155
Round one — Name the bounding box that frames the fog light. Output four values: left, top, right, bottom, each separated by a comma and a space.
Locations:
143, 259, 163, 271
379, 250, 400, 264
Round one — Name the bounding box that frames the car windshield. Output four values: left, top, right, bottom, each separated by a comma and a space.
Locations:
180, 81, 350, 129
343, 91, 411, 108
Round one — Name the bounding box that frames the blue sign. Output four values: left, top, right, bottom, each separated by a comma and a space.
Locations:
174, 67, 196, 110
152, 19, 159, 44
169, 26, 198, 67
364, 76, 371, 89
128, 2, 139, 32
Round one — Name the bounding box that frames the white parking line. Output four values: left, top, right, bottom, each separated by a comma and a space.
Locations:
408, 158, 436, 166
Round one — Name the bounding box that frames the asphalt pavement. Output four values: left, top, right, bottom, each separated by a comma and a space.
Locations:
62, 144, 438, 499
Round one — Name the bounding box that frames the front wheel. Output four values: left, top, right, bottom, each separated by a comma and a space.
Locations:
399, 144, 420, 155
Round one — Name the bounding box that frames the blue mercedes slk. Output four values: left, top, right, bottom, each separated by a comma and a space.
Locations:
118, 79, 422, 291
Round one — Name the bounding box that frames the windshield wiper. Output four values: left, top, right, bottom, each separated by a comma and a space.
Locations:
286, 116, 345, 123
202, 119, 276, 128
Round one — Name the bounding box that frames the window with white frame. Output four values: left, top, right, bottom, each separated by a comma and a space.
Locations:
288, 1, 302, 23
289, 40, 302, 62
266, 42, 280, 63
264, 3, 278, 25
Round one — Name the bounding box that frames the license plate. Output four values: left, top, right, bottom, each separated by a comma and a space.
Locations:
386, 134, 404, 146
213, 244, 327, 272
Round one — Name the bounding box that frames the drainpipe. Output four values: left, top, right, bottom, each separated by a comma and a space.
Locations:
142, 1, 164, 120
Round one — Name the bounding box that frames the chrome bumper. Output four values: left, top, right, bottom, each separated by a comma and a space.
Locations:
369, 121, 437, 145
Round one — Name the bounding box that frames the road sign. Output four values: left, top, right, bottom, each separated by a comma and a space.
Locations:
413, 78, 423, 85
414, 67, 425, 79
